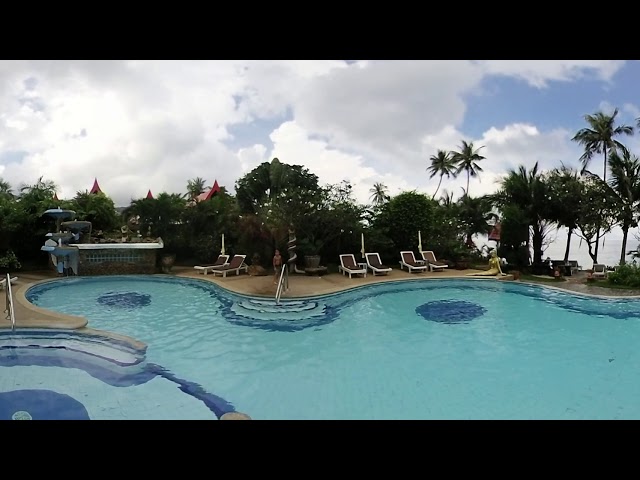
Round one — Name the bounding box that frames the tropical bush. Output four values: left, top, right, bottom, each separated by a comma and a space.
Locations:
606, 263, 640, 288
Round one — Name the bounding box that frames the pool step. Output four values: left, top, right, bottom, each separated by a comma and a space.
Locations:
0, 330, 144, 366
231, 299, 326, 320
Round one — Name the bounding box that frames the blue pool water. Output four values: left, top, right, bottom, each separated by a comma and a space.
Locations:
14, 276, 640, 419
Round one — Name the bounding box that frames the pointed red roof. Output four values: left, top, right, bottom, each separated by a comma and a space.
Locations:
53, 192, 59, 201
146, 189, 153, 199
195, 180, 221, 202
89, 178, 102, 194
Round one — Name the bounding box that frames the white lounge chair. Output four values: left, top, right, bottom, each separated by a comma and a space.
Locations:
365, 252, 392, 276
592, 264, 607, 279
421, 251, 449, 272
0, 276, 18, 289
338, 254, 367, 279
399, 251, 427, 273
210, 255, 248, 278
194, 255, 229, 275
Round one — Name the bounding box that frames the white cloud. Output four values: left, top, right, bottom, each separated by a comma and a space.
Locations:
478, 60, 626, 88
0, 60, 632, 208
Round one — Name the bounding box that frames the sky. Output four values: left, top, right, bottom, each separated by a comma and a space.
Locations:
1, 60, 639, 266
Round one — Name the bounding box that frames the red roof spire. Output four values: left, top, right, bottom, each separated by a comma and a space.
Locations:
146, 189, 154, 199
195, 179, 222, 202
53, 192, 59, 201
204, 179, 220, 200
89, 178, 102, 194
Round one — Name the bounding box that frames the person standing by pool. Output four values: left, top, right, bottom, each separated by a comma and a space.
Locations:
273, 249, 282, 284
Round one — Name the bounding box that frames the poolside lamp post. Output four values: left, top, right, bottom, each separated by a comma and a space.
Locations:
418, 230, 422, 252
361, 233, 365, 259
221, 233, 225, 255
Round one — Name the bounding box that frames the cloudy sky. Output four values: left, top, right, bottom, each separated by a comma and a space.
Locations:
2, 60, 639, 209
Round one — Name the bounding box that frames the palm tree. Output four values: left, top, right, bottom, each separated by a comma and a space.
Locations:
572, 108, 634, 182
493, 163, 550, 265
608, 148, 640, 265
186, 177, 207, 200
451, 140, 485, 196
369, 182, 389, 207
0, 178, 13, 200
427, 150, 457, 200
572, 108, 633, 261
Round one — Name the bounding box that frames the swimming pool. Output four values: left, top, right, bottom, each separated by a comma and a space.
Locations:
17, 275, 640, 419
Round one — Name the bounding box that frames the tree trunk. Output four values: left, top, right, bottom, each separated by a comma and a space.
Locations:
563, 228, 573, 263
594, 147, 608, 262
432, 176, 443, 200
620, 225, 629, 265
466, 172, 470, 196
532, 223, 544, 265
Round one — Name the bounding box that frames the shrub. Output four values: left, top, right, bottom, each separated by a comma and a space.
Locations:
0, 249, 22, 271
607, 263, 640, 288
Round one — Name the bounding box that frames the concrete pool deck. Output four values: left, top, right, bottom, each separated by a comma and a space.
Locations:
3, 266, 640, 331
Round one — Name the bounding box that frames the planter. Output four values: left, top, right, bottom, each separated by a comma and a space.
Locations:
160, 254, 176, 273
304, 255, 321, 269
455, 260, 469, 270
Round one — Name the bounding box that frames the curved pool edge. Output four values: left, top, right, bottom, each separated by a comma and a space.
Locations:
4, 279, 88, 330
4, 279, 146, 351
178, 270, 640, 303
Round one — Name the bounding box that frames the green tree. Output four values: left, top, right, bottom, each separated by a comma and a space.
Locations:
451, 140, 485, 196
572, 108, 634, 262
546, 166, 583, 262
369, 182, 389, 207
427, 150, 457, 200
235, 157, 322, 250
0, 178, 13, 200
608, 148, 640, 264
70, 191, 120, 233
492, 163, 551, 265
186, 177, 207, 200
375, 191, 436, 254
456, 194, 497, 249
574, 174, 618, 264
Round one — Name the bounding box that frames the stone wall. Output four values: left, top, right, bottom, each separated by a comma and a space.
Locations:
78, 249, 158, 275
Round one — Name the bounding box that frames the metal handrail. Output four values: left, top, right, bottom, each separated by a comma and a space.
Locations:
275, 264, 288, 304
4, 273, 16, 331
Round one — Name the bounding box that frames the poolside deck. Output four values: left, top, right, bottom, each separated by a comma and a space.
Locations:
3, 265, 639, 332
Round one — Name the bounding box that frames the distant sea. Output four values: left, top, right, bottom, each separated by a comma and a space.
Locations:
476, 226, 639, 270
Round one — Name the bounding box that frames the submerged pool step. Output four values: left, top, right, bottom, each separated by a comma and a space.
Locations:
231, 299, 326, 320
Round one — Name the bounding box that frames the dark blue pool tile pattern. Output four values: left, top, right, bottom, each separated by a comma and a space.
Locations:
416, 300, 487, 324
0, 330, 236, 419
97, 291, 151, 309
0, 389, 90, 420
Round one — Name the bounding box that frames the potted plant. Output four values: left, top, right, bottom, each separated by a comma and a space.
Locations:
297, 235, 324, 269
0, 250, 21, 275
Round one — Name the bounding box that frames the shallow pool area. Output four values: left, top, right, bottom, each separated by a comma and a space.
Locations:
14, 275, 640, 419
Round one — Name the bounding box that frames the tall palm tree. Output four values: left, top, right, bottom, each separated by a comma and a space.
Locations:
572, 108, 633, 261
608, 148, 640, 265
427, 150, 457, 200
572, 108, 634, 182
451, 140, 485, 196
369, 182, 389, 207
